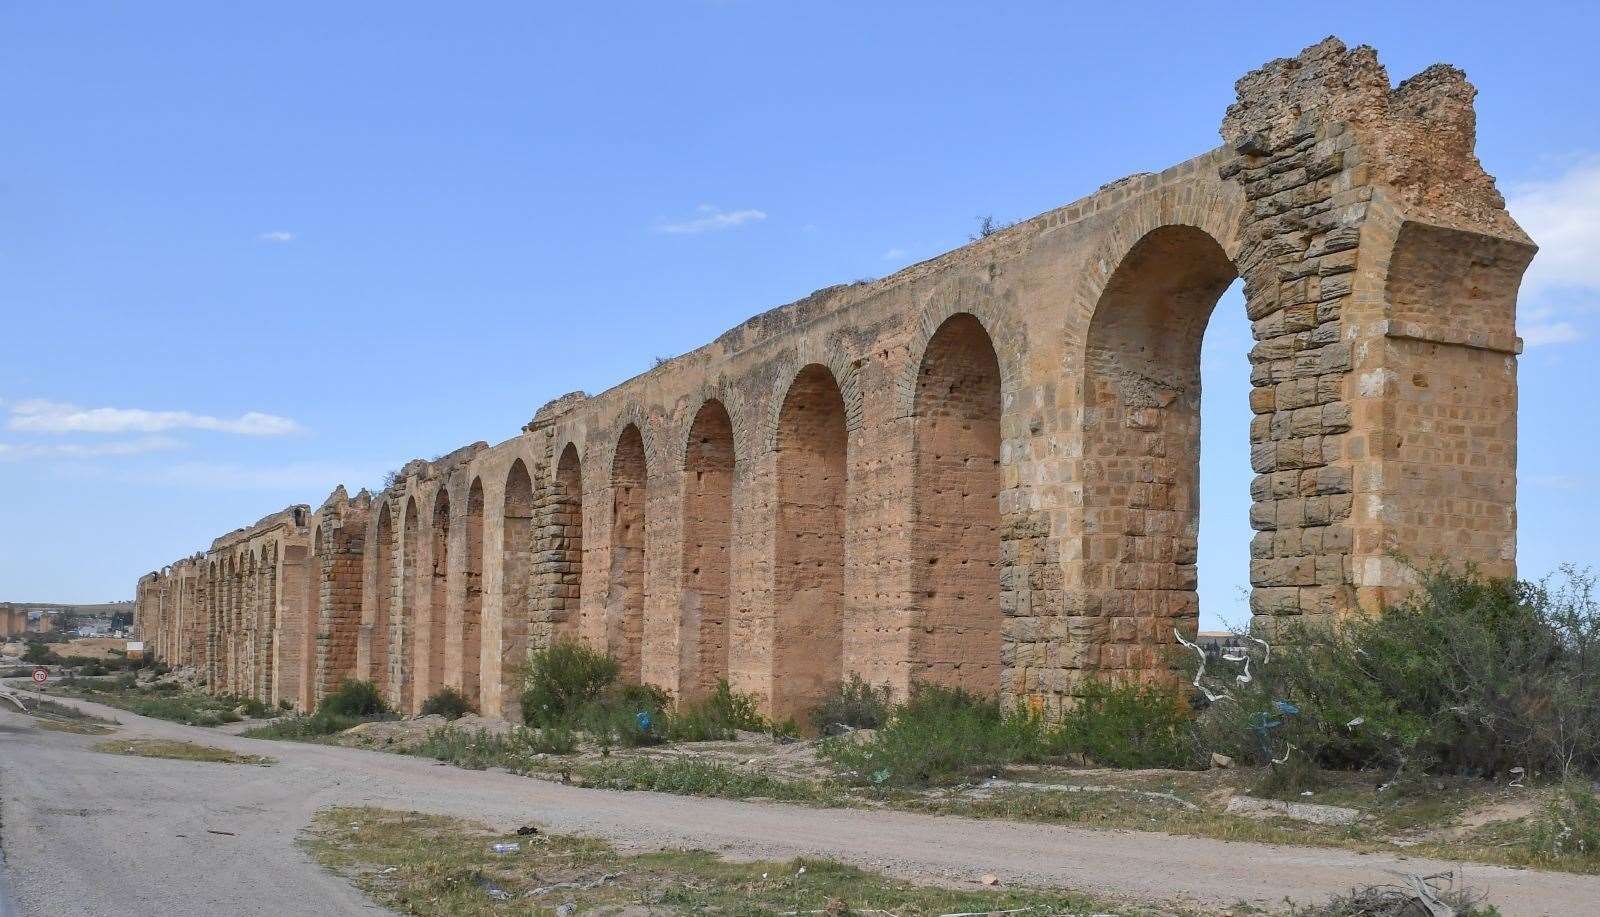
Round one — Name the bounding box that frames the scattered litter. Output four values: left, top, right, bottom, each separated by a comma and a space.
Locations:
1347, 716, 1366, 728
1175, 629, 1230, 702
205, 829, 236, 836
515, 825, 540, 836
1508, 766, 1526, 788
472, 874, 510, 900
381, 867, 396, 875
490, 842, 521, 854
554, 902, 576, 917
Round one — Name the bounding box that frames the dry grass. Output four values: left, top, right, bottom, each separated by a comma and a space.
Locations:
302, 805, 1188, 916
38, 719, 118, 735
93, 738, 275, 766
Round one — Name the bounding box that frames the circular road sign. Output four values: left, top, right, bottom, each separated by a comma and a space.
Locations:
31, 666, 48, 686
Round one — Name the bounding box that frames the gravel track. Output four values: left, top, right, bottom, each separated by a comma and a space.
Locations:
2, 690, 1596, 916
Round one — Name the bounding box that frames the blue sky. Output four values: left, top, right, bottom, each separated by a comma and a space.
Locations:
3, 3, 1597, 629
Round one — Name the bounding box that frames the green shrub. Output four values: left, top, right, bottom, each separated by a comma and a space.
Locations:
243, 710, 363, 739
824, 683, 1047, 789
668, 680, 767, 742
583, 757, 827, 802
1531, 783, 1600, 861
1192, 566, 1600, 782
320, 679, 388, 718
21, 642, 58, 665
809, 674, 892, 732
520, 639, 621, 727
418, 686, 474, 720
223, 694, 272, 718
581, 683, 670, 749
1053, 679, 1196, 769
412, 724, 578, 772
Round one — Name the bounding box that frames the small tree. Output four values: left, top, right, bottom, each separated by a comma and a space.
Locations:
520, 639, 620, 727
21, 642, 55, 665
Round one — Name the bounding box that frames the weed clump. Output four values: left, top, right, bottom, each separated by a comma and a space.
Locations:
583, 757, 829, 802
1052, 679, 1195, 769
242, 710, 362, 739
824, 684, 1046, 789
320, 679, 388, 718
667, 680, 768, 742
418, 686, 474, 720
809, 674, 892, 733
520, 640, 621, 727
412, 724, 578, 772
1531, 782, 1600, 861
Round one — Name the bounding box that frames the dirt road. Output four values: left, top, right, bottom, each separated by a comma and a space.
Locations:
3, 692, 1597, 916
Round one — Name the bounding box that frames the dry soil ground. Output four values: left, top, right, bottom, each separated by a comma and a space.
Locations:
3, 688, 1598, 917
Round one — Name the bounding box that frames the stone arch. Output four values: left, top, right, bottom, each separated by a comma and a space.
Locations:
610, 403, 670, 479
367, 501, 394, 698
398, 495, 421, 711
244, 549, 259, 698
1067, 193, 1244, 351
608, 424, 648, 684
294, 533, 319, 711
772, 363, 848, 722
550, 444, 583, 640
898, 286, 1025, 419
680, 398, 734, 700
424, 487, 450, 705
206, 560, 219, 690
762, 351, 864, 452
1078, 223, 1239, 680
462, 477, 484, 708
910, 313, 1004, 696
502, 460, 535, 700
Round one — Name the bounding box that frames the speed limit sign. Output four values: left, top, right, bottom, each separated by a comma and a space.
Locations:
31, 666, 48, 686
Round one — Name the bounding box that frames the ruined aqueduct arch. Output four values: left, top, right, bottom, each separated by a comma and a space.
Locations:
137, 38, 1535, 720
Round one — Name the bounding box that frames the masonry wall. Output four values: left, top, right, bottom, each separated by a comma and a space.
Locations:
135, 38, 1534, 719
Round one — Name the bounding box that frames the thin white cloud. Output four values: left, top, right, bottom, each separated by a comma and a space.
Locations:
1507, 158, 1600, 347
6, 400, 303, 436
1508, 158, 1600, 295
257, 230, 295, 243
882, 247, 907, 261
655, 204, 767, 235
1524, 473, 1586, 490
0, 436, 184, 461
1521, 319, 1582, 347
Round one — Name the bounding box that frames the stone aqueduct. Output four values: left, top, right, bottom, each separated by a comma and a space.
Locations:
135, 39, 1534, 721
